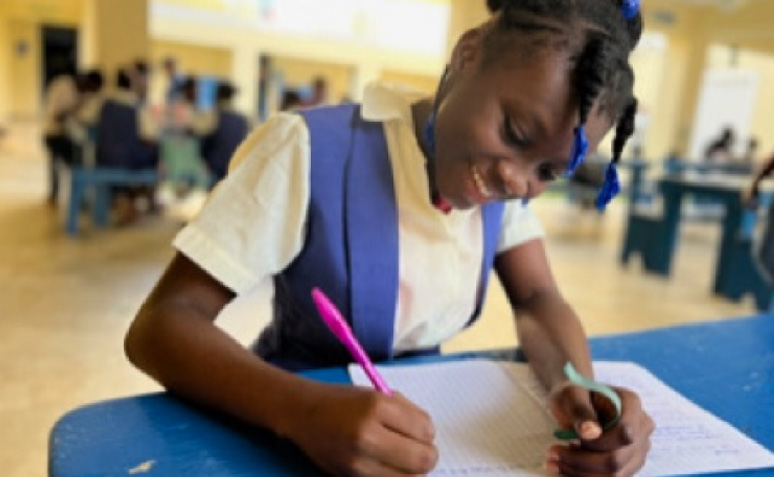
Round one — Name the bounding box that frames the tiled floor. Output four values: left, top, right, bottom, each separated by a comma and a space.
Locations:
0, 122, 758, 476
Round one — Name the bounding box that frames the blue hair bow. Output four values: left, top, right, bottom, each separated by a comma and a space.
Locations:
620, 0, 640, 20
424, 111, 437, 157
565, 127, 588, 177
595, 162, 621, 210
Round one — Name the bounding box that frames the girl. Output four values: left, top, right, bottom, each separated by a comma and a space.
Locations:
125, 0, 654, 475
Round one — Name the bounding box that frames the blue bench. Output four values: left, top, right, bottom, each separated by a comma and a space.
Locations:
66, 166, 158, 236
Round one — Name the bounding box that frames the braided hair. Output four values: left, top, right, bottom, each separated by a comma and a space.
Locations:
482, 0, 641, 192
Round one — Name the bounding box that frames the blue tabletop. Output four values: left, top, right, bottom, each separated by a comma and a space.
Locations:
49, 314, 774, 476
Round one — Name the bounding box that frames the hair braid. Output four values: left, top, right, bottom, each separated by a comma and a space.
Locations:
574, 37, 609, 126
612, 97, 638, 163
481, 0, 642, 128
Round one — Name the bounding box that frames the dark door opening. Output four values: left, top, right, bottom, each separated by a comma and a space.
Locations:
41, 25, 78, 93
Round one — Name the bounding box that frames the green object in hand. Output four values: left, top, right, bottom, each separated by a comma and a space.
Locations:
554, 362, 622, 440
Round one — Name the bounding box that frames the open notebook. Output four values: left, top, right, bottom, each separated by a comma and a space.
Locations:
349, 359, 774, 477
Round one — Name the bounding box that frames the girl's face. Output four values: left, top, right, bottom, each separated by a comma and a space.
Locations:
432, 35, 612, 209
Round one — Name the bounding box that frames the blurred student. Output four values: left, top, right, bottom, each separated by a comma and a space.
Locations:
200, 81, 250, 186
304, 75, 329, 107
162, 57, 185, 107
67, 69, 105, 148
133, 59, 152, 105
703, 127, 735, 163
279, 89, 303, 112
739, 138, 759, 165
96, 68, 159, 223
42, 69, 80, 205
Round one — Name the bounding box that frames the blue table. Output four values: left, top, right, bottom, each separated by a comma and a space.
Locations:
49, 314, 774, 476
621, 173, 773, 309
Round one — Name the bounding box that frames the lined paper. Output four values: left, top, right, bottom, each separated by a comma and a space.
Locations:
349, 359, 774, 477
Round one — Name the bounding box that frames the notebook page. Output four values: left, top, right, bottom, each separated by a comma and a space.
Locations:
350, 359, 774, 477
593, 362, 774, 476
512, 361, 774, 476
350, 359, 552, 476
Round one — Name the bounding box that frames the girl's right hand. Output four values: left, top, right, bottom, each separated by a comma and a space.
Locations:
285, 384, 438, 476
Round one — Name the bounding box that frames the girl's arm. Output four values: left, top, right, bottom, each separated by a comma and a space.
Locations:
494, 239, 653, 477
494, 239, 592, 389
125, 252, 437, 476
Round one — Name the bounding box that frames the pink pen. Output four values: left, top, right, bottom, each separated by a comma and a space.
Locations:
311, 287, 393, 395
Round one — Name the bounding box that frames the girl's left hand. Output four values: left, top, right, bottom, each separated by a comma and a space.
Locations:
546, 384, 655, 476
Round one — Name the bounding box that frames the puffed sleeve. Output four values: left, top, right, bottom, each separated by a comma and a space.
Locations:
173, 113, 310, 294
496, 200, 545, 254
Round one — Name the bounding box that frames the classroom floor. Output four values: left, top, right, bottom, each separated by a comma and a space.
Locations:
0, 121, 758, 477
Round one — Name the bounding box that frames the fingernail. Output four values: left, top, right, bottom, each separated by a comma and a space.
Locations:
580, 421, 602, 439
547, 451, 560, 463
545, 461, 560, 474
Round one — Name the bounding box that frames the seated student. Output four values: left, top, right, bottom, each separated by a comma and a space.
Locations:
200, 81, 250, 186
67, 69, 105, 148
703, 127, 735, 164
96, 68, 159, 222
125, 1, 654, 476
42, 69, 80, 206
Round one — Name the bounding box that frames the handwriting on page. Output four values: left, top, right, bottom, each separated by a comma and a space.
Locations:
593, 362, 774, 475
350, 360, 774, 477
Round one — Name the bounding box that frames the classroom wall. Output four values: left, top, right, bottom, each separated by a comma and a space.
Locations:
6, 20, 42, 119
0, 18, 10, 122
0, 0, 84, 119
151, 40, 232, 77
380, 70, 438, 95
706, 46, 774, 160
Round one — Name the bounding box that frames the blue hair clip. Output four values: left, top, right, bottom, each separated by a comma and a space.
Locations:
620, 0, 640, 20
595, 162, 621, 210
424, 111, 437, 157
565, 126, 588, 177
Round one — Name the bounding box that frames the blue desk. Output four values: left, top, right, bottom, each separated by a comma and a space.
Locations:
50, 315, 774, 476
621, 174, 773, 309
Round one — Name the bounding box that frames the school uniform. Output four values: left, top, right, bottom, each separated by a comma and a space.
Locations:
174, 82, 544, 370
43, 74, 79, 202
95, 90, 158, 170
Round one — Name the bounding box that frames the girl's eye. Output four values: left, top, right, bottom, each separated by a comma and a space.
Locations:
503, 117, 528, 147
537, 163, 559, 182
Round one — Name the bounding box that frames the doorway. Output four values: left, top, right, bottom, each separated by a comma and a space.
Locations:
41, 25, 78, 92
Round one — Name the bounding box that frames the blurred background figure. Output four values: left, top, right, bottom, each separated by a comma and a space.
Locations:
42, 67, 79, 206
162, 56, 185, 107
279, 89, 302, 111
132, 59, 152, 105
740, 137, 759, 166
95, 67, 159, 224
703, 126, 736, 163
200, 81, 249, 187
304, 75, 328, 107
160, 75, 210, 197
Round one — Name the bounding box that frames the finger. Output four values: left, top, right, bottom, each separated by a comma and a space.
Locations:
580, 389, 653, 452
346, 452, 432, 477
551, 383, 600, 438
356, 422, 439, 475
565, 386, 603, 440
551, 437, 651, 477
381, 392, 436, 443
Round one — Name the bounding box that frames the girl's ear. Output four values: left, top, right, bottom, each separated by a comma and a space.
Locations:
449, 28, 483, 75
